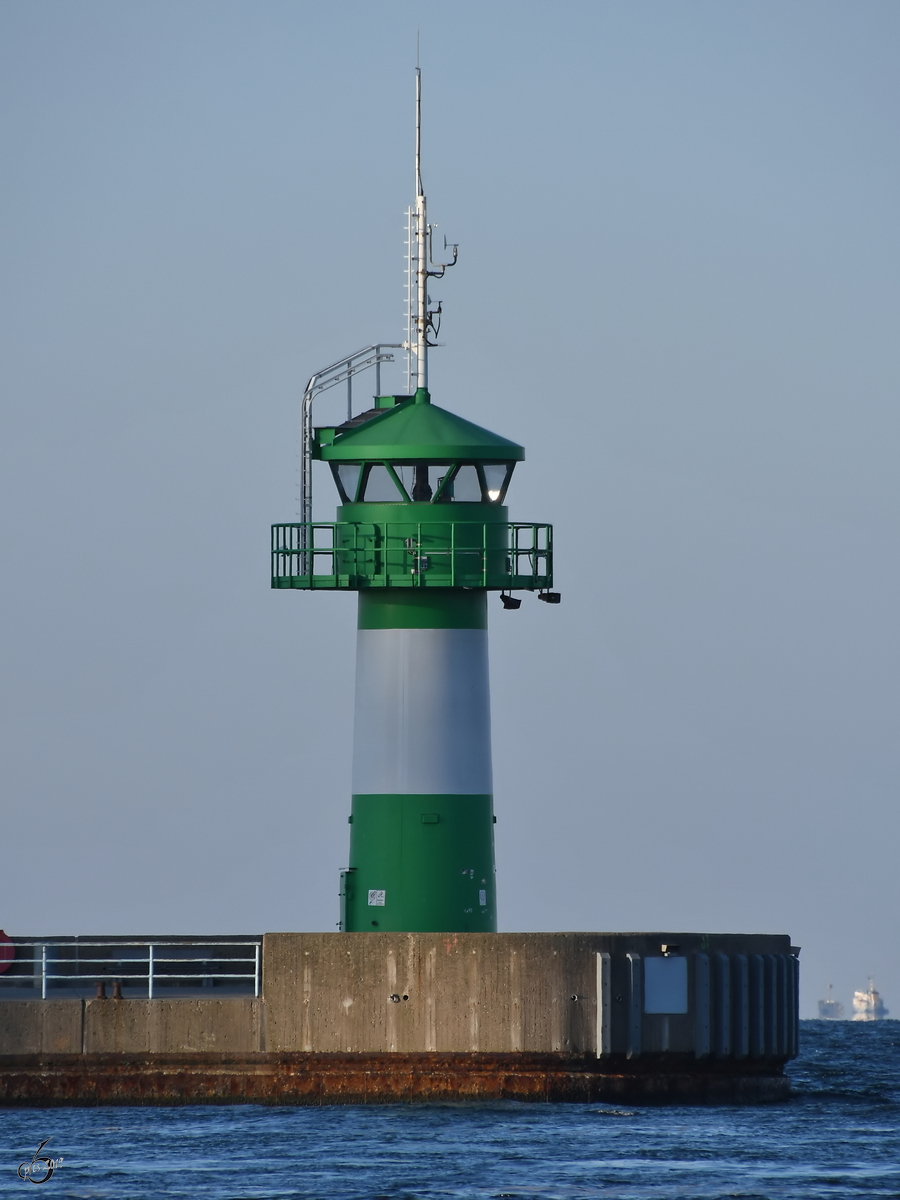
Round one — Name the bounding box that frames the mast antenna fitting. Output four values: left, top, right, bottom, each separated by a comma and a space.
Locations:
405, 67, 457, 393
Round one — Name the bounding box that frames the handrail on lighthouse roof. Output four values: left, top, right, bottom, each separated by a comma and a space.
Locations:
300, 344, 403, 545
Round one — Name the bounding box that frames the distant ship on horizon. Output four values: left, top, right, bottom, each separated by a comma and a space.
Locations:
852, 979, 889, 1021
817, 983, 844, 1020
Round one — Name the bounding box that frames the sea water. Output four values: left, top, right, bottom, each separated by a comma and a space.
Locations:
1, 1022, 898, 1199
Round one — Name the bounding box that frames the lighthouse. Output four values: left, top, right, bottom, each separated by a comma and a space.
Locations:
0, 71, 800, 1113
272, 70, 555, 932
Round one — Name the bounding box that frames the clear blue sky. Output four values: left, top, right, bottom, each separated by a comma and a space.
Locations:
1, 1, 898, 1017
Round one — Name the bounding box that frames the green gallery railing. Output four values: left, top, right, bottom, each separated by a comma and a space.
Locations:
271, 521, 553, 590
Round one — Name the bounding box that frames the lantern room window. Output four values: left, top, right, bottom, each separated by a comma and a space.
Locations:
482, 463, 513, 502
393, 464, 433, 501
330, 460, 516, 504
331, 463, 362, 503
359, 463, 406, 502
434, 462, 515, 503
437, 464, 481, 502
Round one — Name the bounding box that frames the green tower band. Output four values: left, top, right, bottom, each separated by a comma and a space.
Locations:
272, 388, 554, 931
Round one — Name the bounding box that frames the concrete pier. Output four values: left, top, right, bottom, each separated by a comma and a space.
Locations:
0, 932, 799, 1105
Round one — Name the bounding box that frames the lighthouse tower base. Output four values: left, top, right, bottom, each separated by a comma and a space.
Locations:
344, 590, 497, 933
0, 931, 798, 1106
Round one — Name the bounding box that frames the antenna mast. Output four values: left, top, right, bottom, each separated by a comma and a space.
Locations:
404, 68, 457, 393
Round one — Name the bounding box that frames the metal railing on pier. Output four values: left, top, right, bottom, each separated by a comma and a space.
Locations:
0, 939, 261, 999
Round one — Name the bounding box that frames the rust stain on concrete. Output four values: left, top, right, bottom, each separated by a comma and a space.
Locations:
0, 1052, 789, 1107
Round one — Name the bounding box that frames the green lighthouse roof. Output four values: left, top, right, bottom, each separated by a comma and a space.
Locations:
317, 390, 525, 463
